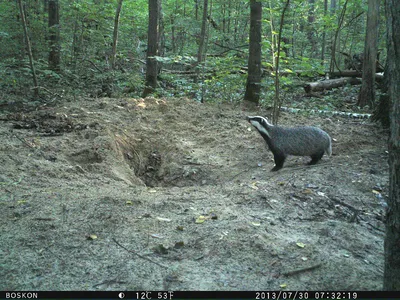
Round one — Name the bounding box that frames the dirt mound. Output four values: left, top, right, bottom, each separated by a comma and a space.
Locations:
0, 97, 387, 290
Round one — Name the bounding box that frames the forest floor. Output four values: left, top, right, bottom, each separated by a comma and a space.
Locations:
0, 96, 388, 291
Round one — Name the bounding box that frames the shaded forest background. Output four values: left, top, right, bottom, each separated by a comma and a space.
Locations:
0, 0, 386, 109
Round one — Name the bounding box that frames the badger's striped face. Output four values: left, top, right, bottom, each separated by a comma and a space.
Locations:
247, 116, 271, 138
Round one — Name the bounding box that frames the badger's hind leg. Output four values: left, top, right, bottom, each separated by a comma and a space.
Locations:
308, 151, 324, 165
271, 153, 286, 171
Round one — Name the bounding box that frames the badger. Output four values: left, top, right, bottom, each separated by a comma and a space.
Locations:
247, 116, 332, 171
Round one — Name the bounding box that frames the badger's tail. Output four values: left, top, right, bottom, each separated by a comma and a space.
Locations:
326, 137, 332, 157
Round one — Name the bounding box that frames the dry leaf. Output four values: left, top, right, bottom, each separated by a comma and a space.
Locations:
150, 233, 163, 239
296, 242, 305, 248
157, 217, 172, 222
250, 182, 259, 190
195, 215, 206, 224
87, 234, 98, 240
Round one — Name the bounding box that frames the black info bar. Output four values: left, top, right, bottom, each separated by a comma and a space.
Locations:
2, 291, 399, 300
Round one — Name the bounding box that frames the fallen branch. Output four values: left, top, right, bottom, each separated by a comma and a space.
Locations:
330, 197, 360, 223
112, 237, 168, 269
282, 262, 323, 276
82, 58, 103, 73
330, 197, 359, 213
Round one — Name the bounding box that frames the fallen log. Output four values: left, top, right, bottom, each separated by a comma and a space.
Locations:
304, 77, 361, 93
329, 70, 384, 80
329, 70, 362, 78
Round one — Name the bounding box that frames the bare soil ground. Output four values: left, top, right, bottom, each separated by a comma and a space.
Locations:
0, 96, 388, 291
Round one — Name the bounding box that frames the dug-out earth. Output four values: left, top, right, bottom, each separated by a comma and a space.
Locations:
0, 97, 388, 290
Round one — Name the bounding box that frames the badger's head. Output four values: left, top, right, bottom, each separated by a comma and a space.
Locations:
247, 116, 272, 138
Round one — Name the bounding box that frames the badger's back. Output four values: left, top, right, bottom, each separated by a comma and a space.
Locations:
269, 125, 331, 156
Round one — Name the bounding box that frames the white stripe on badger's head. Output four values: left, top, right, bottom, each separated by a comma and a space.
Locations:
247, 116, 272, 138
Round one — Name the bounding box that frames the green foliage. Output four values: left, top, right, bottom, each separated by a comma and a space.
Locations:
202, 56, 247, 103
122, 72, 145, 96
295, 56, 325, 77
0, 0, 386, 109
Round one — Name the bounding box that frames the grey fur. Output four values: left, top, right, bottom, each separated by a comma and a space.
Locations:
247, 116, 332, 170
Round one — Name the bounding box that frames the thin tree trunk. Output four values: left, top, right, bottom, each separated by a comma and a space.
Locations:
195, 0, 199, 21
243, 0, 262, 105
233, 1, 240, 44
111, 0, 123, 69
291, 8, 295, 58
48, 0, 60, 71
195, 0, 209, 101
272, 0, 290, 124
157, 0, 165, 69
142, 0, 159, 98
170, 8, 175, 53
197, 0, 208, 65
321, 0, 328, 64
71, 19, 79, 67
268, 1, 276, 68
227, 0, 231, 35
222, 1, 226, 34
384, 0, 400, 290
330, 0, 348, 73
357, 0, 379, 108
18, 0, 39, 98
307, 0, 316, 57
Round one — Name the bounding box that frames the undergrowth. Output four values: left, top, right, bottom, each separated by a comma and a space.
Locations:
0, 56, 365, 114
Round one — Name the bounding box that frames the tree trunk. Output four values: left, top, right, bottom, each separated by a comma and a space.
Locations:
48, 0, 60, 71
321, 0, 327, 64
329, 0, 348, 73
383, 0, 400, 290
71, 19, 79, 67
170, 12, 175, 53
357, 0, 379, 108
222, 1, 226, 34
142, 0, 160, 98
307, 0, 316, 57
195, 0, 199, 21
272, 0, 290, 124
111, 0, 123, 69
195, 0, 209, 101
243, 0, 262, 105
197, 0, 208, 64
268, 1, 276, 67
18, 0, 39, 98
157, 0, 165, 70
